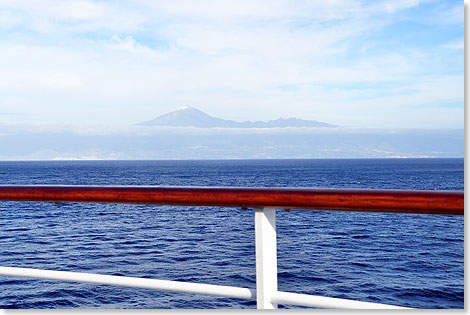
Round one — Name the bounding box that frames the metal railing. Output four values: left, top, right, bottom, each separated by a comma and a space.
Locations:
0, 186, 464, 309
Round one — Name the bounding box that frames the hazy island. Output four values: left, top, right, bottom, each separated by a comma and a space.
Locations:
137, 105, 337, 128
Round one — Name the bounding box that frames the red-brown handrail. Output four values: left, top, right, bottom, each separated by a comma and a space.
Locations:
0, 185, 463, 215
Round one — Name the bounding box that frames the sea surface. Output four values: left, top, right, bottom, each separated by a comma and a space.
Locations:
0, 159, 464, 309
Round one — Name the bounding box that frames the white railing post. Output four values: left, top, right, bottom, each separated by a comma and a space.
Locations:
254, 207, 278, 309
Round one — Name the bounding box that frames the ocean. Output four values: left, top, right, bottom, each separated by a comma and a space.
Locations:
0, 159, 464, 309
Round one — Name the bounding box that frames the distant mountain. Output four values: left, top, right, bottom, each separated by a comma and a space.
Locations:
137, 105, 336, 128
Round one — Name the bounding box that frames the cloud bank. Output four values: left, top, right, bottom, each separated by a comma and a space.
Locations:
0, 122, 463, 160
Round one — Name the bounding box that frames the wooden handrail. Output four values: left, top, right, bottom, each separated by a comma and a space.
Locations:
0, 185, 463, 215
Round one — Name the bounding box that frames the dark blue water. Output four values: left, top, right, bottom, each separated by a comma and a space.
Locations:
0, 159, 463, 309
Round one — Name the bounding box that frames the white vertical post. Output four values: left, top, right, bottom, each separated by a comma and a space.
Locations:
254, 207, 278, 309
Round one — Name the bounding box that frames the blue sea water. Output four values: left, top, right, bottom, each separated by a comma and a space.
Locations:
0, 158, 464, 309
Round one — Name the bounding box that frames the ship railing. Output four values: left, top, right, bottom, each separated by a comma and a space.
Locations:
0, 186, 464, 309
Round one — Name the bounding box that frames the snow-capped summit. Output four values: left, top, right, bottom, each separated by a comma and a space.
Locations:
178, 105, 194, 110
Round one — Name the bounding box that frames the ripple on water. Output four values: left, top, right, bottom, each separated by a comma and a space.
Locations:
0, 159, 463, 309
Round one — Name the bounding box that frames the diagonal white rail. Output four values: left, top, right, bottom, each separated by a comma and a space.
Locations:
0, 266, 407, 309
0, 207, 411, 309
0, 266, 256, 300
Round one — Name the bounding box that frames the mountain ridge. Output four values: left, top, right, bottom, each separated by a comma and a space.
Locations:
137, 105, 337, 128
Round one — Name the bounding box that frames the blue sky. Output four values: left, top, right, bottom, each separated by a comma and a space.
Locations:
0, 0, 463, 129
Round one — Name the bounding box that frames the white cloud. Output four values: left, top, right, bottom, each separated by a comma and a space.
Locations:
109, 35, 154, 54
441, 4, 464, 24
141, 0, 291, 20
0, 9, 21, 28
53, 0, 104, 20
378, 0, 426, 13
0, 0, 145, 33
0, 0, 463, 129
0, 0, 103, 21
442, 38, 464, 50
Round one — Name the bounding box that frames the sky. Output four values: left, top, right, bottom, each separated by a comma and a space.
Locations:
0, 0, 464, 129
